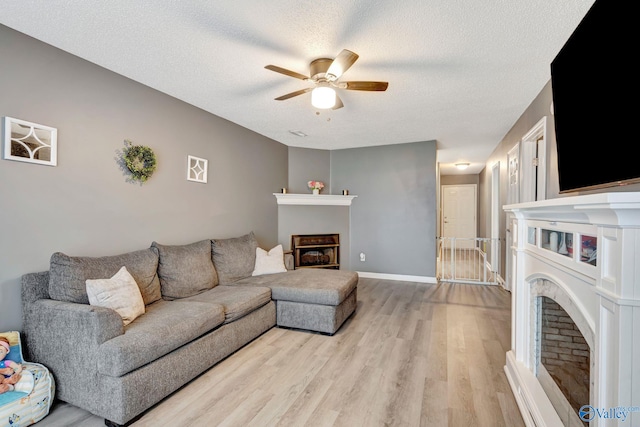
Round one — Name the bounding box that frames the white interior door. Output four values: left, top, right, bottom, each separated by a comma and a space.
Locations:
442, 184, 477, 248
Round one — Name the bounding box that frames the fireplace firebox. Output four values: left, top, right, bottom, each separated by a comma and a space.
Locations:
538, 296, 590, 426
291, 234, 339, 269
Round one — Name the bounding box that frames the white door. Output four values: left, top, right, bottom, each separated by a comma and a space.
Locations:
442, 184, 477, 248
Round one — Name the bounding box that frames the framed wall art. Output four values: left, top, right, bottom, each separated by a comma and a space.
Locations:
187, 155, 208, 183
2, 116, 58, 166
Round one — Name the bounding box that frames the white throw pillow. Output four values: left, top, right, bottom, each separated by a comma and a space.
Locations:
86, 266, 145, 326
252, 244, 287, 276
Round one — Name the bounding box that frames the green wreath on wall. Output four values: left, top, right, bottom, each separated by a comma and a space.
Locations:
122, 139, 157, 183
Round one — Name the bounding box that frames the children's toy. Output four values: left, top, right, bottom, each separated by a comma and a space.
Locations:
0, 337, 23, 394
0, 332, 55, 426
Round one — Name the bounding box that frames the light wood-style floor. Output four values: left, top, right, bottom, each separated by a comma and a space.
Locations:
36, 278, 525, 427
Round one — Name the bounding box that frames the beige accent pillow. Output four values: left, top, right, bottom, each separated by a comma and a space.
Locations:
86, 266, 145, 326
252, 244, 287, 276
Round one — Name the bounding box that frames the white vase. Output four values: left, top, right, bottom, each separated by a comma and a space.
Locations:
549, 232, 559, 252
313, 189, 319, 195
558, 233, 568, 255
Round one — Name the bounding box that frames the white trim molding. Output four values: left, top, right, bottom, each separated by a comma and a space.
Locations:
274, 193, 357, 206
356, 271, 437, 284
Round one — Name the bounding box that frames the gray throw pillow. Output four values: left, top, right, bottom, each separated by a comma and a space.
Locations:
49, 249, 162, 305
151, 239, 218, 299
211, 232, 258, 284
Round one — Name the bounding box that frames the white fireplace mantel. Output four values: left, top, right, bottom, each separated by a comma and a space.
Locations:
503, 192, 640, 427
273, 193, 357, 206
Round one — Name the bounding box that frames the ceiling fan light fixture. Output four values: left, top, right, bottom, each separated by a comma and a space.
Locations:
265, 49, 386, 110
311, 86, 336, 109
455, 162, 470, 170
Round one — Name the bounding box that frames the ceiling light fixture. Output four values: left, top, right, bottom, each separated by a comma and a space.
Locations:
311, 84, 336, 109
288, 130, 307, 137
455, 163, 470, 170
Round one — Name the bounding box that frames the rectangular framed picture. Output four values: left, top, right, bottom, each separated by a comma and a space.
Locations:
2, 116, 58, 166
187, 155, 208, 183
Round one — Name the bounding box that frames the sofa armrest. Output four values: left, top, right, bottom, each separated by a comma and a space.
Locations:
23, 298, 124, 402
24, 298, 123, 355
22, 271, 51, 305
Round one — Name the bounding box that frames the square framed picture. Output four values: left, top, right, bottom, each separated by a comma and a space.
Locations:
2, 116, 58, 166
187, 155, 208, 183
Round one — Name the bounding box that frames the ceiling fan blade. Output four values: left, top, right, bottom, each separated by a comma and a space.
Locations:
265, 65, 309, 80
344, 81, 389, 91
274, 88, 312, 101
332, 94, 344, 110
326, 49, 359, 80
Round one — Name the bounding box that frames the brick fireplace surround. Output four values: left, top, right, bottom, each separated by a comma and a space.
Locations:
504, 193, 640, 427
539, 296, 590, 426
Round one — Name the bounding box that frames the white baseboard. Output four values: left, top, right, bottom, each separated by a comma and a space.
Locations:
356, 271, 437, 284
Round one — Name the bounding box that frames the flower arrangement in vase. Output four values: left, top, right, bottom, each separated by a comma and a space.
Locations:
308, 180, 325, 195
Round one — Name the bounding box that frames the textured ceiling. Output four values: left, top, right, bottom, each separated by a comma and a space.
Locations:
0, 0, 595, 174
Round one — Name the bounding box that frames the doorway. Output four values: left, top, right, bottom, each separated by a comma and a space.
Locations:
521, 117, 547, 202
439, 184, 498, 284
441, 184, 477, 248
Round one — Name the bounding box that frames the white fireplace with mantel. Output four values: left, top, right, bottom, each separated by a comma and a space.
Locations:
274, 193, 357, 271
504, 192, 640, 427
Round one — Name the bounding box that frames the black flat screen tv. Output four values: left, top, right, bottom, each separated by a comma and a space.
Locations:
551, 0, 637, 193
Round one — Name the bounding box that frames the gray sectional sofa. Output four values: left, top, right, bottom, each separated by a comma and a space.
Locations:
20, 232, 358, 426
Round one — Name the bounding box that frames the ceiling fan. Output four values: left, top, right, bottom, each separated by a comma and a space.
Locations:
265, 49, 388, 110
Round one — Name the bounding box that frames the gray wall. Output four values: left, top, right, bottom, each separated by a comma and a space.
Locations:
287, 147, 331, 194
331, 141, 438, 277
0, 25, 287, 331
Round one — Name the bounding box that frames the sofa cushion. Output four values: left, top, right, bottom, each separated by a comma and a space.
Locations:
211, 232, 258, 284
49, 249, 161, 305
234, 269, 359, 306
151, 240, 218, 299
252, 244, 287, 276
97, 299, 225, 377
182, 285, 271, 324
86, 266, 145, 326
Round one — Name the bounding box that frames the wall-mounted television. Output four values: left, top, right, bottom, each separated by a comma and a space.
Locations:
551, 0, 637, 193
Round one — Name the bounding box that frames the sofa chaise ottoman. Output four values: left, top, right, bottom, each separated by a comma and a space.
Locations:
210, 232, 358, 335
21, 232, 358, 426
233, 268, 358, 335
